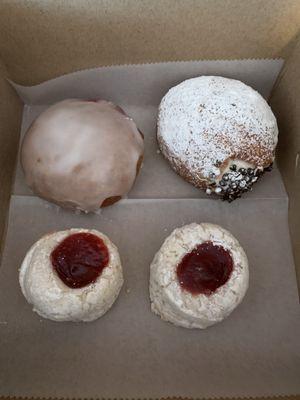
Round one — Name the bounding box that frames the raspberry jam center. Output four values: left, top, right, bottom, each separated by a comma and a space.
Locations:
176, 241, 233, 295
51, 232, 109, 289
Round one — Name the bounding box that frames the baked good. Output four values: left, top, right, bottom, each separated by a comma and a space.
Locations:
157, 76, 278, 201
149, 223, 249, 329
21, 99, 144, 212
19, 228, 123, 322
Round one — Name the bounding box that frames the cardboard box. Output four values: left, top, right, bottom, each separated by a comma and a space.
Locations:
0, 1, 299, 399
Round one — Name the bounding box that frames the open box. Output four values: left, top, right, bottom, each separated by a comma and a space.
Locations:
0, 1, 300, 400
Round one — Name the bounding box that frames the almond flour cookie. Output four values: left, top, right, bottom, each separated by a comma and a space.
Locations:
19, 229, 123, 322
149, 223, 249, 329
157, 76, 278, 201
21, 99, 144, 212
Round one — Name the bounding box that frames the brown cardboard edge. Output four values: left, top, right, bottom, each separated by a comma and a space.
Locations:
270, 34, 300, 292
1, 0, 299, 85
0, 396, 299, 400
0, 60, 23, 261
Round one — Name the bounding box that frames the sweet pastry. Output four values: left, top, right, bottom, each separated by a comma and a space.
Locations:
149, 223, 249, 329
21, 99, 144, 212
19, 228, 123, 322
157, 76, 278, 201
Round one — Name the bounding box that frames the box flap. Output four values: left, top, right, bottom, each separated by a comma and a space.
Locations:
0, 0, 299, 85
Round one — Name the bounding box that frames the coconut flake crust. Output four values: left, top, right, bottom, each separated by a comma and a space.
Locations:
19, 228, 123, 322
149, 223, 249, 329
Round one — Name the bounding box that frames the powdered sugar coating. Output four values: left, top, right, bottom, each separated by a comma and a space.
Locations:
157, 76, 278, 188
19, 229, 123, 322
149, 223, 249, 329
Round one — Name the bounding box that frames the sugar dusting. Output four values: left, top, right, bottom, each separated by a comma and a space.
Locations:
157, 76, 278, 181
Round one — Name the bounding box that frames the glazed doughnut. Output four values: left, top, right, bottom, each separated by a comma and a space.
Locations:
19, 228, 123, 322
157, 76, 278, 201
149, 223, 249, 329
21, 99, 144, 212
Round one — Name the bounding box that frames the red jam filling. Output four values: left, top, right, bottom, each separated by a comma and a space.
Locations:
176, 241, 233, 295
51, 232, 109, 289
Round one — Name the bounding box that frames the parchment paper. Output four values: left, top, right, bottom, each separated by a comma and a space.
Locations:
1, 59, 299, 399
13, 60, 286, 199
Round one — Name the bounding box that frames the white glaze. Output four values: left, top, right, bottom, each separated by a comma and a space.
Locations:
21, 99, 144, 212
149, 223, 249, 329
158, 76, 278, 183
19, 229, 123, 322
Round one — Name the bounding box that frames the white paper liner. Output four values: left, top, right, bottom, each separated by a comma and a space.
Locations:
1, 59, 299, 399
